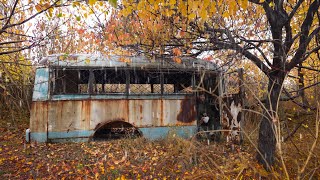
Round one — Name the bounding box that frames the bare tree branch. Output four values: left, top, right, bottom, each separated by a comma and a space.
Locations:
287, 0, 320, 70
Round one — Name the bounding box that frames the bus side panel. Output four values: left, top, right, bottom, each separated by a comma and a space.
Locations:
30, 97, 198, 142
90, 100, 129, 129
163, 98, 197, 126
47, 100, 87, 133
162, 99, 178, 126
128, 98, 197, 127
30, 101, 48, 142
32, 68, 49, 101
128, 99, 162, 127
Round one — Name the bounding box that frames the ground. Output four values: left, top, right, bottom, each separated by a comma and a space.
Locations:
0, 114, 319, 179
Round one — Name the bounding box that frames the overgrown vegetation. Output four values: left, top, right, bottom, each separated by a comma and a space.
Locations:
1, 0, 319, 177
0, 104, 319, 179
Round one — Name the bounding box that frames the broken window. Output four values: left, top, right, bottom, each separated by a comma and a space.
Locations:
92, 69, 127, 94
51, 68, 195, 95
129, 70, 161, 94
163, 71, 194, 94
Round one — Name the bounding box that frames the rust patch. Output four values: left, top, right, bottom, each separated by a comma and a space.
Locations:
160, 99, 164, 126
85, 100, 91, 127
177, 96, 196, 123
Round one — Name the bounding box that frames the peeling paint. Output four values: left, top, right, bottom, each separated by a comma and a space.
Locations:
30, 98, 198, 142
32, 68, 49, 101
177, 96, 197, 123
30, 54, 223, 142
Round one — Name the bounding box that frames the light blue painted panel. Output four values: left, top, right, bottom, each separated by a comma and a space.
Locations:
140, 126, 197, 140
49, 138, 90, 143
30, 130, 94, 142
51, 94, 192, 101
32, 68, 49, 101
29, 127, 197, 142
48, 130, 94, 139
30, 132, 48, 142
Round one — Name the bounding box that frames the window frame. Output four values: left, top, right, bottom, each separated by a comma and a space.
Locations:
50, 67, 198, 96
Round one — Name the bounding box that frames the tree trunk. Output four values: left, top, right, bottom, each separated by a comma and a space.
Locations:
257, 72, 285, 170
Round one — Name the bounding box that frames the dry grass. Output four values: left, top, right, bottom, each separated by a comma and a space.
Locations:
0, 107, 319, 179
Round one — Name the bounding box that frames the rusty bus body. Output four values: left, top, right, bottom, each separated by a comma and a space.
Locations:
29, 54, 228, 142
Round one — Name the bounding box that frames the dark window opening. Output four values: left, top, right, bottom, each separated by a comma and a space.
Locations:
92, 121, 142, 140
51, 68, 198, 95
128, 70, 161, 94
163, 72, 194, 94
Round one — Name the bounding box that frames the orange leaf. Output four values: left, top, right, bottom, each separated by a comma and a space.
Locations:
173, 57, 182, 64
172, 48, 182, 56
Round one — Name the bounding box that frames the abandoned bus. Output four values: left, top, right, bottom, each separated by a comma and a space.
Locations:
29, 54, 239, 142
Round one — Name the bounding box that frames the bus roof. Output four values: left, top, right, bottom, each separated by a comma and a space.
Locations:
39, 54, 220, 71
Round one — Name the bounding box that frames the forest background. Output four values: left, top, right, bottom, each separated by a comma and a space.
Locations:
0, 0, 319, 179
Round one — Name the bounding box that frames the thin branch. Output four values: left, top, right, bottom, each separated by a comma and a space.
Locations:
2, 30, 35, 39
288, 0, 304, 20
0, 40, 28, 46
0, 0, 61, 34
288, 81, 320, 93
241, 39, 272, 67
0, 42, 37, 56
283, 88, 317, 110
295, 65, 320, 73
287, 0, 320, 70
0, 61, 33, 66
2, 0, 19, 30
301, 45, 320, 62
284, 118, 309, 142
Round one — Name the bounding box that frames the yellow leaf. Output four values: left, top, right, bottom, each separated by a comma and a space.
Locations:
302, 124, 308, 128
240, 0, 248, 9
203, 0, 210, 9
120, 175, 126, 180
269, 1, 275, 8
48, 8, 53, 17
209, 3, 216, 13
228, 1, 237, 15
169, 0, 176, 6
88, 0, 97, 6
199, 9, 207, 19
72, 1, 80, 7
180, 3, 187, 16
222, 11, 229, 18
154, 4, 159, 11
85, 59, 90, 64
109, 0, 117, 7
188, 13, 196, 20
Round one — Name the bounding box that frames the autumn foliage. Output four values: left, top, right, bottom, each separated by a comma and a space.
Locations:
1, 0, 320, 177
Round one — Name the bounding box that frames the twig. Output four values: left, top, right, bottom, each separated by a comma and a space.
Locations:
298, 103, 320, 179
